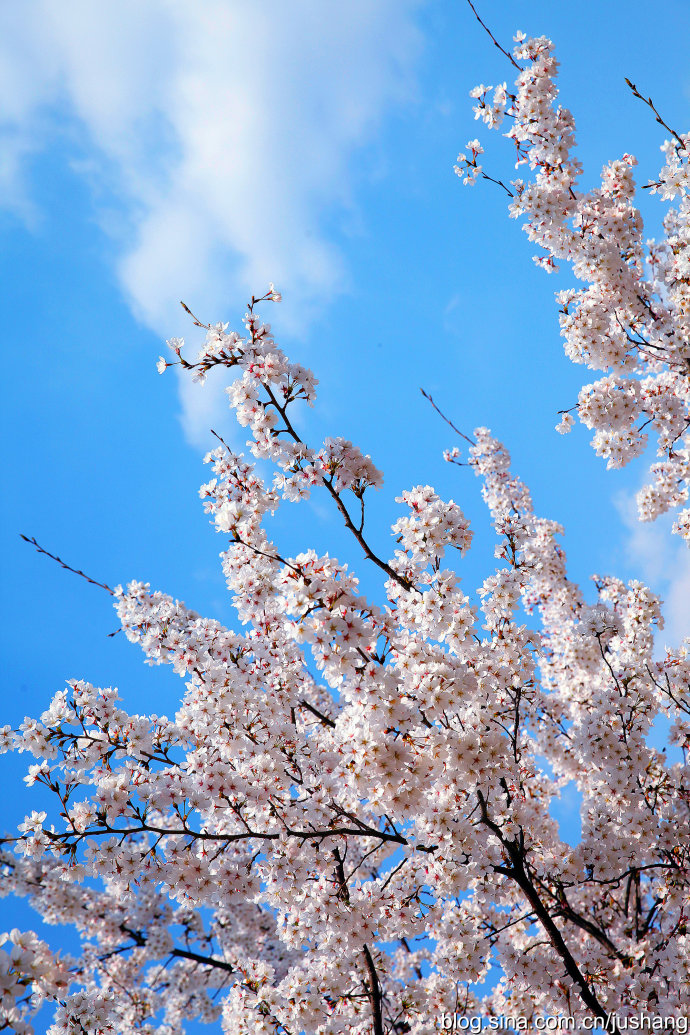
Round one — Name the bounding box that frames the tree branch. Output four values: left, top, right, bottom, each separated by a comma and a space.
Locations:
476, 791, 612, 1026
465, 0, 523, 71
363, 944, 384, 1035
20, 535, 114, 595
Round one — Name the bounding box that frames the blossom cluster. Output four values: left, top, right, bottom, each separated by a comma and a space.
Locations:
456, 34, 690, 541
0, 929, 71, 1034
2, 277, 689, 1033
162, 290, 382, 511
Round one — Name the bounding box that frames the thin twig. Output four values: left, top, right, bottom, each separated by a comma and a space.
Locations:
625, 79, 686, 151
420, 389, 476, 446
20, 535, 114, 595
479, 170, 514, 197
180, 300, 211, 329
210, 428, 233, 451
465, 0, 523, 71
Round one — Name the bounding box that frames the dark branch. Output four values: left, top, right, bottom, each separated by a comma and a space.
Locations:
363, 944, 384, 1035
421, 389, 476, 446
298, 699, 337, 729
625, 79, 686, 151
476, 791, 612, 1027
20, 535, 114, 595
465, 0, 523, 71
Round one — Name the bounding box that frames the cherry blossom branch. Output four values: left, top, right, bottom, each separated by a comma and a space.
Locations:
510, 861, 612, 1025
261, 381, 415, 592
174, 300, 416, 593
31, 815, 415, 853
476, 791, 611, 1026
544, 885, 633, 967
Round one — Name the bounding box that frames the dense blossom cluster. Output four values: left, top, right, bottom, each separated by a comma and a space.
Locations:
3, 277, 690, 1033
0, 930, 71, 1035
456, 34, 690, 541
3, 28, 690, 1035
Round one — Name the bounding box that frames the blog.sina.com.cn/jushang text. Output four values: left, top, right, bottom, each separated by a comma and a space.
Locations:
436, 1015, 688, 1033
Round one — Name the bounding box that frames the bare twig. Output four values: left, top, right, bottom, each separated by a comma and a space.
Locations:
210, 428, 233, 452
180, 300, 211, 329
479, 170, 515, 197
465, 0, 523, 71
625, 79, 686, 151
420, 389, 476, 446
20, 535, 114, 595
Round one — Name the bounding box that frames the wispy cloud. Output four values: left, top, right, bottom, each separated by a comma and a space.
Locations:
615, 490, 690, 650
0, 0, 422, 443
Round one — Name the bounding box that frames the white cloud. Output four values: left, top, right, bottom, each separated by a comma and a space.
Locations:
0, 0, 422, 443
615, 490, 690, 650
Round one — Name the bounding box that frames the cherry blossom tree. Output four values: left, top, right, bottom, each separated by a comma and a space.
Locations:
455, 29, 690, 540
2, 22, 690, 1035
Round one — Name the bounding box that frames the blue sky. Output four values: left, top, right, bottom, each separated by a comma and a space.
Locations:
1, 0, 690, 1016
